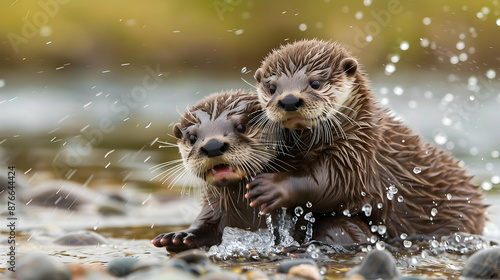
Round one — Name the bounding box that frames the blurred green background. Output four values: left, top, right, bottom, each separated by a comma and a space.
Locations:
0, 0, 499, 190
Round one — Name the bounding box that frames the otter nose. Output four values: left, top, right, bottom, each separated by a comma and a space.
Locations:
278, 95, 303, 111
201, 139, 229, 157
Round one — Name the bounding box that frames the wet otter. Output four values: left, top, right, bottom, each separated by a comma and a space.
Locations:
151, 90, 277, 252
248, 39, 486, 240
152, 89, 371, 252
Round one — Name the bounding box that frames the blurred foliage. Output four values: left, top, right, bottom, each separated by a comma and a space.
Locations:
1, 0, 499, 77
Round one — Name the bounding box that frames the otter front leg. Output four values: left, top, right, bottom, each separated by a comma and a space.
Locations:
152, 223, 221, 253
246, 172, 310, 214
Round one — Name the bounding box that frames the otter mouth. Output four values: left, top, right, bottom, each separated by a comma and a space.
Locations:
283, 117, 311, 129
206, 164, 243, 183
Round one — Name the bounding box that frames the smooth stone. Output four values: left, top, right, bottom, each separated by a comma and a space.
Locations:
53, 230, 108, 246
461, 247, 500, 279
10, 254, 70, 280
277, 258, 318, 273
245, 269, 270, 280
172, 249, 210, 264
127, 266, 197, 280
287, 264, 321, 280
346, 250, 400, 280
107, 257, 140, 277
200, 271, 241, 280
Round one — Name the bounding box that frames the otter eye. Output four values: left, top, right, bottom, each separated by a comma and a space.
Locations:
236, 123, 246, 133
269, 85, 276, 94
310, 80, 321, 89
189, 135, 197, 145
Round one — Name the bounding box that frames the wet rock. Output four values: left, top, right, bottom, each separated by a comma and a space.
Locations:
68, 263, 116, 280
245, 269, 270, 280
200, 271, 242, 280
97, 203, 126, 216
461, 247, 500, 279
53, 230, 108, 246
172, 249, 210, 264
127, 266, 197, 280
287, 264, 321, 280
9, 254, 70, 280
346, 249, 400, 280
107, 257, 140, 277
277, 258, 318, 273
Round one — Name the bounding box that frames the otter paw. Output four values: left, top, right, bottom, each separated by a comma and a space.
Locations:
245, 173, 290, 214
151, 231, 195, 252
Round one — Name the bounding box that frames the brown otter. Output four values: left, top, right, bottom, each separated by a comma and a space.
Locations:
151, 89, 372, 252
248, 39, 486, 240
151, 90, 272, 252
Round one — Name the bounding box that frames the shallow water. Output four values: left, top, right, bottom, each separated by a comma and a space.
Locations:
1, 72, 500, 278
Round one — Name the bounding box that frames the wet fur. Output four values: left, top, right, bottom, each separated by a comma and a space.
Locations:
250, 39, 486, 240
152, 90, 279, 252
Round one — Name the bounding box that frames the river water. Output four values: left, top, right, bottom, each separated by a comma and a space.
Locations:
0, 71, 499, 278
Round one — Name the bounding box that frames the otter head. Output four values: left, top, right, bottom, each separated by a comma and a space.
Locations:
254, 39, 359, 133
173, 90, 271, 188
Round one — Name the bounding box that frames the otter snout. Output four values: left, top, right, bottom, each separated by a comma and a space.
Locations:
201, 139, 229, 157
278, 94, 303, 111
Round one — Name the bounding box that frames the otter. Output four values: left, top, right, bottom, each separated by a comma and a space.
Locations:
247, 39, 486, 240
152, 89, 372, 252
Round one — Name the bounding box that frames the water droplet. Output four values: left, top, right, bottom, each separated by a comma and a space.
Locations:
413, 167, 422, 174
304, 212, 314, 221
385, 63, 396, 75
363, 0, 372, 6
404, 240, 412, 248
241, 67, 247, 73
294, 206, 304, 216
491, 176, 500, 184
362, 204, 372, 216
390, 54, 400, 63
431, 240, 440, 248
377, 225, 387, 235
301, 225, 306, 230
292, 216, 298, 223
446, 193, 452, 200
400, 233, 408, 239
397, 196, 404, 202
366, 35, 373, 42
434, 132, 448, 145
393, 86, 404, 96
298, 23, 307, 31
492, 150, 499, 158
234, 29, 244, 35
420, 38, 430, 47
496, 18, 500, 26
400, 41, 410, 51
486, 69, 496, 79
481, 181, 493, 191
370, 235, 378, 244
376, 241, 386, 250
456, 41, 465, 50
354, 11, 363, 20
377, 203, 383, 209
371, 225, 378, 232
450, 56, 459, 64
361, 191, 367, 196
331, 211, 336, 216
306, 201, 313, 208
431, 208, 438, 216
422, 17, 431, 25
309, 217, 316, 223
343, 209, 351, 217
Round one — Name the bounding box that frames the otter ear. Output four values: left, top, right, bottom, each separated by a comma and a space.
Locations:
254, 68, 263, 83
340, 57, 358, 76
173, 123, 182, 139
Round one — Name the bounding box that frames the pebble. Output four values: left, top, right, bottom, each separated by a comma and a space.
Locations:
9, 254, 70, 280
287, 264, 321, 280
277, 258, 318, 273
461, 247, 500, 279
53, 230, 108, 246
346, 249, 400, 280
